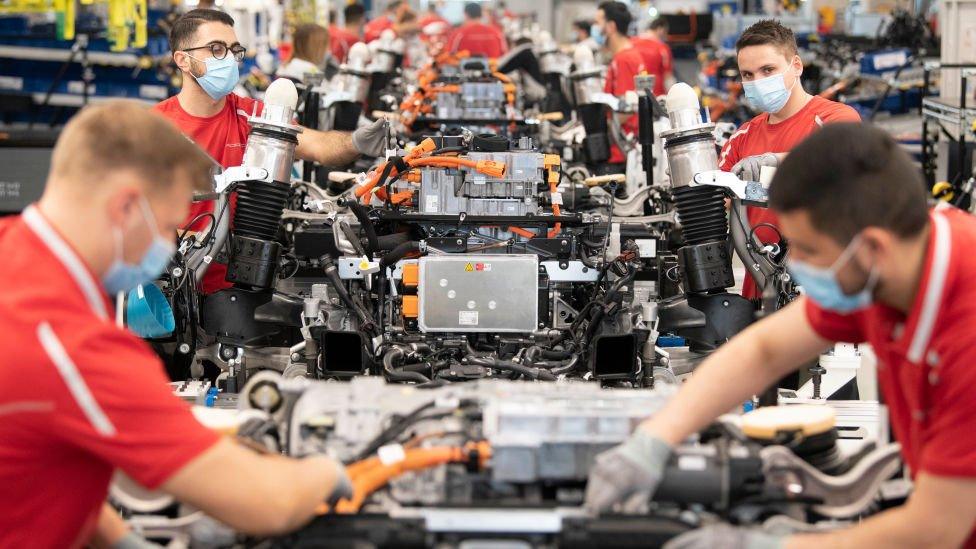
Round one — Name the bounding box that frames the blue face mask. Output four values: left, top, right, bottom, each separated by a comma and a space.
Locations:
186, 54, 240, 100
742, 69, 797, 114
787, 236, 879, 314
591, 24, 606, 47
102, 198, 176, 296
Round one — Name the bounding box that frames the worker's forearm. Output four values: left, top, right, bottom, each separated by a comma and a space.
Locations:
297, 129, 360, 167
787, 505, 960, 549
90, 504, 130, 549
639, 327, 793, 445
276, 455, 341, 530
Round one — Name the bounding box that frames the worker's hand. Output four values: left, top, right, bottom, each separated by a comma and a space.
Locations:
352, 118, 391, 158
663, 524, 785, 549
584, 430, 671, 514
730, 152, 778, 183
112, 531, 164, 549
326, 461, 354, 507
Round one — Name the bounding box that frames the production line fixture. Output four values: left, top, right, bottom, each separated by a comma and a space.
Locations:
113, 376, 904, 548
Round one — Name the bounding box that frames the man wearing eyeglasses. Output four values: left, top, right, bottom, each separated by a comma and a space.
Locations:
155, 9, 389, 293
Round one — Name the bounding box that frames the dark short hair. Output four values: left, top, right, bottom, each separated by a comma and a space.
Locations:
650, 17, 668, 32
769, 123, 929, 243
387, 0, 403, 12
735, 19, 797, 58
344, 3, 366, 23
573, 19, 591, 35
464, 2, 482, 19
169, 9, 235, 54
598, 1, 632, 36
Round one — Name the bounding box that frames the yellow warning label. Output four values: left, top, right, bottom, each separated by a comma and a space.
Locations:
465, 263, 474, 272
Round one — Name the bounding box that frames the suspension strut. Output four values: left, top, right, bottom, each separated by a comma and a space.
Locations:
225, 79, 303, 289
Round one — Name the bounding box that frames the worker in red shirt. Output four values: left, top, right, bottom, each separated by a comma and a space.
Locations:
419, 0, 449, 30
587, 122, 976, 548
631, 17, 673, 96
446, 3, 508, 59
594, 1, 646, 167
0, 102, 350, 549
330, 3, 365, 64
154, 9, 390, 294
363, 0, 418, 43
717, 20, 860, 301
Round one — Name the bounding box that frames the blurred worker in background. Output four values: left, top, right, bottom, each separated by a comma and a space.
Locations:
419, 0, 449, 31
155, 9, 389, 294
586, 122, 976, 549
632, 17, 673, 96
572, 19, 600, 52
331, 3, 366, 64
717, 20, 860, 302
277, 23, 329, 83
364, 0, 419, 42
447, 3, 508, 58
594, 1, 646, 168
0, 101, 351, 548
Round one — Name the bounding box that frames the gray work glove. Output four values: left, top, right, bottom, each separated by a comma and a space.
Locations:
352, 118, 390, 157
112, 531, 163, 549
663, 524, 786, 549
730, 152, 778, 182
326, 462, 354, 507
584, 430, 672, 514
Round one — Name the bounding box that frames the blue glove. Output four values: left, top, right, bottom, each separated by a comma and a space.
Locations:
663, 524, 786, 549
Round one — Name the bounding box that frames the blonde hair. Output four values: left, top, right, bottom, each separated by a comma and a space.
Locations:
293, 23, 330, 64
49, 100, 214, 193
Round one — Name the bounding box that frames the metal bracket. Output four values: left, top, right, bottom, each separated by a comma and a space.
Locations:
760, 443, 902, 519
541, 260, 600, 282
693, 170, 769, 206
213, 166, 271, 194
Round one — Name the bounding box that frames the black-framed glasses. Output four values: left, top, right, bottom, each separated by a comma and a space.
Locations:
183, 41, 247, 62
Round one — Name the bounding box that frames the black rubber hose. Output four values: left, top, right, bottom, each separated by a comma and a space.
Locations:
537, 348, 573, 360
324, 260, 375, 330
338, 222, 367, 256
376, 232, 411, 251
466, 356, 556, 381
380, 241, 421, 269
382, 347, 432, 384
344, 200, 380, 255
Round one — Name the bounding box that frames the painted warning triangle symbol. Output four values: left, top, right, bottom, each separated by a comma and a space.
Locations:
465, 263, 474, 272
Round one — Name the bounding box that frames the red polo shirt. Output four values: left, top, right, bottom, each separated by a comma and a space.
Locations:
805, 207, 976, 545
630, 37, 668, 97
364, 15, 394, 43
330, 25, 361, 63
446, 21, 508, 58
604, 45, 646, 164
718, 96, 860, 299
0, 206, 220, 548
154, 93, 263, 293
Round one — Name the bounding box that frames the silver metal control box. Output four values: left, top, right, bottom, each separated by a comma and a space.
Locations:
418, 254, 539, 332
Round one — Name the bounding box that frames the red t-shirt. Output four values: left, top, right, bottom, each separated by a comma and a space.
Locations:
630, 37, 668, 97
153, 93, 264, 293
718, 95, 860, 299
0, 207, 220, 549
330, 25, 361, 63
364, 16, 394, 43
805, 207, 976, 547
603, 45, 646, 164
446, 21, 508, 58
